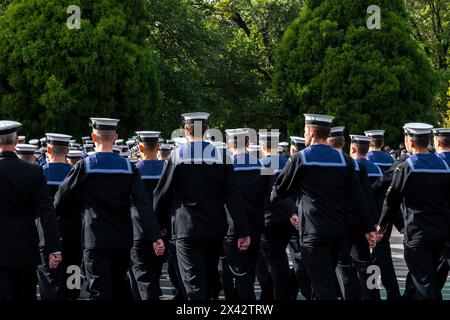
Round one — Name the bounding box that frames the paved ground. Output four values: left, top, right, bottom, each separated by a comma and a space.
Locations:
38, 230, 450, 300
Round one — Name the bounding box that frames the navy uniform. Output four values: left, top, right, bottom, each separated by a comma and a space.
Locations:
154, 113, 250, 300
0, 121, 60, 300
379, 123, 450, 300
129, 131, 166, 300
258, 133, 296, 300
365, 129, 402, 300
37, 133, 76, 300
271, 114, 375, 300
219, 128, 268, 300
54, 118, 162, 300
285, 136, 312, 300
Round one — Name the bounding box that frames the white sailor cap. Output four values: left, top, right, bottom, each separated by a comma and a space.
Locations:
126, 139, 136, 147
115, 139, 124, 146
182, 112, 210, 123
90, 118, 120, 131
304, 114, 334, 126
403, 123, 434, 136
40, 137, 47, 144
173, 137, 188, 146
69, 142, 81, 149
84, 143, 94, 149
81, 136, 90, 142
112, 145, 121, 153
213, 142, 227, 150
136, 131, 161, 143
84, 139, 93, 144
350, 135, 372, 145
432, 128, 450, 137
279, 142, 289, 147
15, 144, 37, 155
364, 130, 385, 139
46, 133, 72, 146
67, 150, 83, 159
18, 136, 26, 142
159, 144, 172, 151
29, 139, 39, 146
0, 121, 21, 135
225, 128, 249, 138
69, 139, 76, 144
258, 131, 280, 142
330, 126, 345, 137
247, 145, 262, 151
166, 139, 175, 145
158, 137, 164, 143
290, 136, 306, 146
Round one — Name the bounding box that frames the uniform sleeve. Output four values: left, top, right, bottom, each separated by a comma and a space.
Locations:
153, 156, 175, 227
54, 161, 84, 220
130, 168, 161, 242
378, 165, 407, 227
348, 161, 376, 233
223, 157, 250, 238
358, 165, 379, 227
36, 167, 61, 254
270, 154, 300, 202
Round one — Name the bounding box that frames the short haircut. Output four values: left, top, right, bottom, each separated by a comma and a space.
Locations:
353, 143, 369, 156
185, 122, 208, 138
370, 138, 384, 149
328, 136, 345, 149
159, 150, 171, 160
308, 124, 331, 140
0, 132, 17, 146
410, 135, 429, 149
437, 136, 450, 148
51, 145, 69, 157
94, 129, 116, 144
141, 142, 158, 153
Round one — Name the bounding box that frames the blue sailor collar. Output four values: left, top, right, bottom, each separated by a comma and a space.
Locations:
232, 153, 262, 171
299, 144, 346, 167
85, 152, 132, 174
43, 162, 72, 185
366, 150, 395, 167
174, 141, 223, 164
136, 159, 164, 180
260, 154, 288, 173
437, 152, 450, 166
355, 158, 383, 177
407, 153, 450, 173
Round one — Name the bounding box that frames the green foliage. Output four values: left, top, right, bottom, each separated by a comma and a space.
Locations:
274, 0, 439, 145
0, 0, 161, 139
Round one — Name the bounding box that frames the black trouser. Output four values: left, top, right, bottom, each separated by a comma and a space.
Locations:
167, 239, 187, 301
287, 232, 312, 300
37, 246, 64, 300
404, 241, 446, 300
348, 233, 381, 300
336, 238, 362, 300
371, 225, 401, 300
176, 238, 222, 300
129, 239, 166, 300
220, 235, 259, 300
0, 266, 37, 300
260, 226, 291, 300
300, 234, 344, 300
83, 248, 132, 300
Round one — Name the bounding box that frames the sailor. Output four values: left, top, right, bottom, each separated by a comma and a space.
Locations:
378, 123, 450, 300
15, 144, 37, 164
53, 118, 164, 300
271, 114, 376, 300
0, 121, 61, 300
129, 131, 167, 300
158, 144, 172, 160
365, 130, 395, 172
67, 150, 83, 166
153, 112, 250, 300
37, 133, 74, 300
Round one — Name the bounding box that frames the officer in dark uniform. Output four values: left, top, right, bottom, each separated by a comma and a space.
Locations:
365, 129, 402, 300
219, 128, 267, 300
154, 112, 250, 300
0, 121, 61, 300
271, 114, 377, 300
129, 131, 167, 300
54, 118, 164, 300
258, 131, 297, 300
378, 123, 450, 300
37, 133, 75, 300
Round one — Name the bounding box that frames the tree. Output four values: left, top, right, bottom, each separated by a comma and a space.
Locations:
0, 0, 161, 139
274, 0, 439, 145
